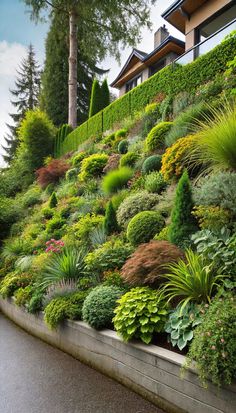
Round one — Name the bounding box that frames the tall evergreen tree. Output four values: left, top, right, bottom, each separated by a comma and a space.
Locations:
89, 79, 101, 118
40, 12, 106, 127
100, 79, 110, 111
2, 44, 41, 164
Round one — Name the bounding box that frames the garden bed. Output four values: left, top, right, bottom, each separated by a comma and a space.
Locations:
0, 297, 235, 413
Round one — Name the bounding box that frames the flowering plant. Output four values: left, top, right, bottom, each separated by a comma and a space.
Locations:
45, 239, 65, 253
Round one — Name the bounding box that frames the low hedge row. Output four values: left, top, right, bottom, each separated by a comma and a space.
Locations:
60, 34, 236, 155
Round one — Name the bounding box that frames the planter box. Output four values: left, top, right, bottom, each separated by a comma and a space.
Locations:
0, 298, 235, 413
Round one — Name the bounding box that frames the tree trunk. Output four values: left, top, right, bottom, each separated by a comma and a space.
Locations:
68, 10, 78, 129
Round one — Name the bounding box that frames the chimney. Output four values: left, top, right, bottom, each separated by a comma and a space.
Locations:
154, 25, 169, 48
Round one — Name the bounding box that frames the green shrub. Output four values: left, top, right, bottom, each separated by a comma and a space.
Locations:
113, 287, 169, 344
115, 128, 128, 139
118, 139, 128, 154
71, 214, 104, 244
117, 191, 159, 228
19, 185, 42, 208
162, 249, 225, 311
44, 290, 89, 329
0, 272, 32, 298
0, 196, 21, 242
169, 170, 198, 247
79, 153, 108, 181
89, 79, 101, 118
127, 211, 165, 246
192, 205, 232, 231
165, 303, 203, 350
1, 238, 32, 261
145, 122, 172, 153
71, 152, 87, 167
154, 226, 170, 241
141, 103, 160, 139
85, 239, 133, 280
144, 172, 167, 194
27, 289, 44, 313
102, 132, 116, 146
54, 124, 73, 158
46, 216, 65, 234
119, 152, 139, 168
103, 271, 129, 290
41, 207, 54, 220
142, 155, 162, 174
65, 168, 78, 181
103, 201, 119, 235
102, 167, 133, 194
14, 285, 33, 307
185, 294, 236, 387
82, 285, 123, 329
49, 191, 58, 208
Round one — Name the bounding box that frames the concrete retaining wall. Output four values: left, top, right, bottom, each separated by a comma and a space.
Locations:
0, 298, 235, 413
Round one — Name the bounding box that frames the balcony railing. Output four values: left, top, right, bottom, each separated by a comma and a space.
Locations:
174, 18, 236, 67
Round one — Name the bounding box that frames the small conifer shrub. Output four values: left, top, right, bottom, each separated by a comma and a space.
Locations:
49, 192, 58, 208
103, 201, 119, 235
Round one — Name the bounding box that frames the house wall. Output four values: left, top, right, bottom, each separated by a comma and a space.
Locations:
185, 0, 232, 50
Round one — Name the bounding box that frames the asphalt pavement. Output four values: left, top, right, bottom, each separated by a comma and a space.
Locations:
0, 314, 165, 413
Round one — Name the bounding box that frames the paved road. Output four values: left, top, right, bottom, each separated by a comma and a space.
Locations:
0, 314, 165, 413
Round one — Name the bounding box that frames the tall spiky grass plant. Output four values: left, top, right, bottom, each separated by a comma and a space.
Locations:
187, 101, 236, 174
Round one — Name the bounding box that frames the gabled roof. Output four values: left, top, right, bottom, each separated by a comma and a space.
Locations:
110, 36, 185, 88
162, 0, 208, 33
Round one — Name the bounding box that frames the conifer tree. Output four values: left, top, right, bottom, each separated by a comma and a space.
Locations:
104, 200, 119, 235
100, 79, 110, 111
169, 170, 198, 247
89, 79, 101, 118
2, 44, 41, 164
49, 192, 58, 208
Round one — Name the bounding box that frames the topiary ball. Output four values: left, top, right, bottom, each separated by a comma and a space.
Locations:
82, 285, 124, 329
127, 211, 165, 246
118, 139, 128, 154
145, 121, 172, 152
142, 155, 162, 174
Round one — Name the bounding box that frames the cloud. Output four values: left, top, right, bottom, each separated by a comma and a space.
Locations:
0, 41, 27, 166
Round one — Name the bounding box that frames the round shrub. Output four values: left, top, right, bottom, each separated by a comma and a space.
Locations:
82, 285, 124, 329
161, 135, 198, 182
115, 128, 127, 138
145, 121, 172, 152
102, 167, 133, 194
127, 211, 165, 246
71, 151, 87, 167
113, 287, 169, 344
119, 152, 139, 168
118, 139, 128, 154
142, 155, 162, 174
117, 191, 159, 228
121, 240, 184, 287
144, 172, 167, 194
66, 168, 78, 181
79, 153, 108, 181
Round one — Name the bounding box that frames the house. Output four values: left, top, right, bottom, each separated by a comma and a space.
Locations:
111, 0, 236, 96
110, 26, 185, 96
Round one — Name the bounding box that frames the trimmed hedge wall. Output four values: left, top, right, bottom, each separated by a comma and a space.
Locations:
60, 35, 236, 155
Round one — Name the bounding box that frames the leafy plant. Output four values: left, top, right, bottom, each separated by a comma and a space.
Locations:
113, 287, 169, 344
145, 122, 172, 152
144, 171, 167, 194
14, 285, 33, 307
165, 303, 203, 350
192, 205, 231, 231
82, 285, 123, 329
1, 238, 32, 262
36, 159, 69, 189
0, 272, 32, 298
71, 151, 87, 168
185, 294, 236, 387
79, 153, 108, 181
127, 211, 165, 246
142, 155, 162, 174
102, 167, 133, 194
70, 214, 104, 244
162, 249, 225, 311
117, 190, 158, 228
121, 240, 184, 287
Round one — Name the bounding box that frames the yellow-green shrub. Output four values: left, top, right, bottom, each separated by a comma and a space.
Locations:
79, 153, 108, 181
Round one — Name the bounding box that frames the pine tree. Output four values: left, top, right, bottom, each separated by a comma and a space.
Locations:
2, 44, 41, 164
100, 79, 110, 111
169, 170, 198, 247
89, 79, 101, 118
49, 192, 58, 208
104, 201, 119, 235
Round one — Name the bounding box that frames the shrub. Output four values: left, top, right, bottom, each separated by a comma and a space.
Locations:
71, 214, 104, 244
193, 172, 236, 215
1, 238, 32, 261
115, 128, 127, 138
46, 216, 66, 234
165, 302, 203, 350
127, 211, 165, 246
162, 249, 225, 311
118, 139, 128, 154
185, 102, 236, 173
117, 191, 159, 228
19, 185, 42, 208
119, 152, 139, 168
27, 289, 44, 313
103, 154, 121, 173
71, 151, 87, 167
0, 272, 32, 298
185, 294, 236, 387
49, 192, 58, 208
142, 155, 162, 174
44, 290, 89, 329
89, 79, 101, 117
14, 285, 33, 307
85, 239, 133, 281
113, 287, 169, 344
154, 226, 170, 241
111, 190, 129, 210
169, 170, 198, 247
192, 205, 231, 231
36, 159, 69, 189
103, 201, 119, 235
144, 172, 167, 194
79, 153, 108, 181
121, 240, 184, 287
161, 135, 198, 182
0, 197, 21, 241
102, 132, 116, 145
141, 103, 160, 139
65, 168, 78, 181
145, 122, 172, 153
102, 167, 133, 194
82, 285, 123, 329
103, 271, 129, 290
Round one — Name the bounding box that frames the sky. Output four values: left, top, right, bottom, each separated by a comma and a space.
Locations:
0, 0, 184, 166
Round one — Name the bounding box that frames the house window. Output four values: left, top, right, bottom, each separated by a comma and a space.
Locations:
126, 74, 142, 92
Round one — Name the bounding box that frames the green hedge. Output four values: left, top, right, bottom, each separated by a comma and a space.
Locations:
60, 35, 236, 155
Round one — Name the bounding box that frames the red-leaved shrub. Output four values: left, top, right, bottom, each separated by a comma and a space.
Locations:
36, 159, 69, 189
121, 240, 184, 287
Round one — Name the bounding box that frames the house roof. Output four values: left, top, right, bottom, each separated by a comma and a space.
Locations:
110, 36, 185, 88
162, 0, 208, 33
